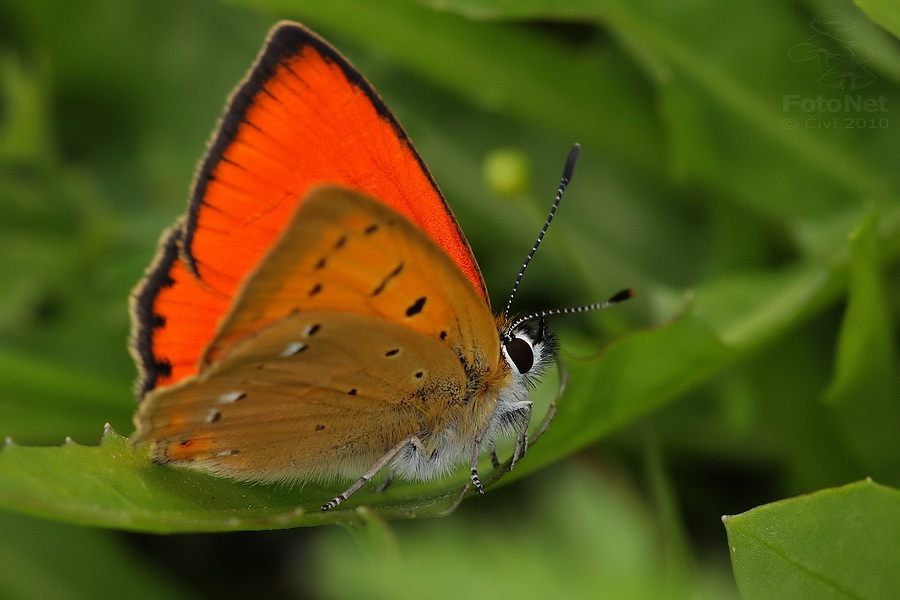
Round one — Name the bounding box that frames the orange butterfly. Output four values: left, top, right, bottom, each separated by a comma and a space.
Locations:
130, 21, 631, 511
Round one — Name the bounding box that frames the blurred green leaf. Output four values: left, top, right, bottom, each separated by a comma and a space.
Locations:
856, 0, 900, 39
424, 0, 900, 222
241, 0, 664, 170
0, 51, 54, 165
0, 349, 131, 442
724, 479, 900, 600
0, 510, 190, 600
824, 212, 900, 481
314, 463, 679, 599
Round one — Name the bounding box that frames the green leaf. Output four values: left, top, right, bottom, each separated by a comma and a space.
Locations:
723, 479, 900, 600
0, 426, 485, 531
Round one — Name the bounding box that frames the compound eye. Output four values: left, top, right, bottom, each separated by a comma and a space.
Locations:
504, 336, 534, 374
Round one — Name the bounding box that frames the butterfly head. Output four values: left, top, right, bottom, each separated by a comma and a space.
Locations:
500, 316, 559, 387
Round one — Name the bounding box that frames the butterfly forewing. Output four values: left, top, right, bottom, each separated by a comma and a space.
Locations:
188, 24, 482, 292
131, 22, 485, 396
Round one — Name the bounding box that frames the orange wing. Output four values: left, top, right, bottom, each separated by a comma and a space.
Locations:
132, 187, 505, 485
131, 22, 486, 397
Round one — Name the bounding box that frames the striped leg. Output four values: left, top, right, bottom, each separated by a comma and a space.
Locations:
321, 436, 424, 511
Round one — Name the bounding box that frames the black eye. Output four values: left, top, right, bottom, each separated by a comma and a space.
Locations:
504, 336, 534, 374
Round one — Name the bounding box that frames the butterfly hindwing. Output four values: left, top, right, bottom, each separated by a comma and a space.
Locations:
134, 310, 472, 482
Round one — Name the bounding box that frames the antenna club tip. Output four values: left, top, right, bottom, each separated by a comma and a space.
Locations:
564, 144, 581, 176
610, 288, 635, 303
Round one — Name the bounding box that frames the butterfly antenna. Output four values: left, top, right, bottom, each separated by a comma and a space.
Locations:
506, 288, 635, 334
503, 144, 581, 318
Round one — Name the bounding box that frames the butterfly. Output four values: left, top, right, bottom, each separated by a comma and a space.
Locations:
130, 21, 632, 511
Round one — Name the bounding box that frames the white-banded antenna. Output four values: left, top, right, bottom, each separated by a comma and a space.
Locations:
505, 289, 634, 334
502, 144, 634, 334
503, 144, 581, 318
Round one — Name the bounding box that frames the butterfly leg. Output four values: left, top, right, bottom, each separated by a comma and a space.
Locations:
373, 471, 395, 493
469, 431, 487, 495
509, 401, 533, 471
321, 435, 425, 511
469, 399, 534, 496
528, 355, 566, 445
530, 398, 558, 443
489, 440, 501, 469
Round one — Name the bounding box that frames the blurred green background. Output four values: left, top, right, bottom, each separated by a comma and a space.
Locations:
1, 0, 899, 598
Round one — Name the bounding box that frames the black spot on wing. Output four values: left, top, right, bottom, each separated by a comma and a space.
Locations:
372, 263, 404, 296
405, 296, 426, 317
